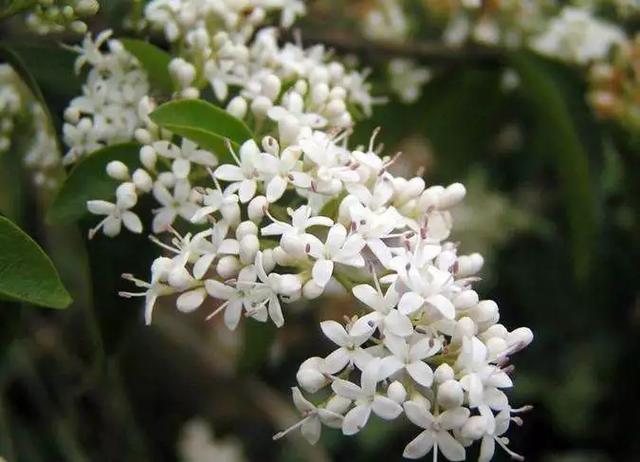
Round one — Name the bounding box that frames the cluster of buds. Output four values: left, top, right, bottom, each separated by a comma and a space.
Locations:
0, 64, 60, 187
0, 65, 23, 153
62, 30, 150, 164
588, 33, 640, 132
24, 0, 99, 35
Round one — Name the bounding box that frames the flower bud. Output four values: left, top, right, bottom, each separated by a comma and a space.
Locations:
115, 182, 137, 209
251, 95, 272, 119
486, 337, 508, 359
453, 317, 476, 343
106, 161, 129, 180
226, 96, 248, 119
507, 327, 534, 349
472, 300, 498, 324
261, 249, 276, 273
434, 363, 455, 384
168, 266, 192, 290
216, 256, 240, 279
262, 74, 281, 101
453, 290, 479, 310
438, 183, 466, 209
437, 380, 464, 409
483, 324, 508, 339
248, 195, 268, 222
236, 221, 258, 240
135, 128, 153, 145
239, 234, 259, 264
297, 357, 328, 393
311, 83, 329, 105
132, 169, 153, 192
158, 172, 176, 188
280, 233, 307, 259
456, 253, 484, 277
139, 145, 157, 170
388, 381, 407, 404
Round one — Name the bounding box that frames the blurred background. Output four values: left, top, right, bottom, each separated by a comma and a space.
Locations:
1, 1, 639, 461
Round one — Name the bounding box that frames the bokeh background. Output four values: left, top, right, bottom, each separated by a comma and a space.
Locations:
1, 1, 639, 461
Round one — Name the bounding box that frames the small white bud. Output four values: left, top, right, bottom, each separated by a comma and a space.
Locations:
483, 324, 508, 339
216, 256, 240, 279
251, 95, 272, 119
236, 221, 258, 240
326, 99, 346, 118
297, 357, 328, 393
248, 195, 268, 222
507, 327, 534, 348
262, 74, 281, 100
437, 380, 464, 409
472, 300, 499, 323
132, 169, 153, 192
438, 183, 466, 209
456, 253, 484, 277
486, 337, 508, 358
226, 96, 248, 119
115, 182, 137, 209
135, 128, 153, 145
168, 267, 192, 290
280, 233, 307, 259
106, 161, 129, 180
261, 249, 276, 273
387, 381, 407, 404
433, 363, 455, 384
139, 145, 157, 170
453, 290, 479, 310
239, 234, 260, 265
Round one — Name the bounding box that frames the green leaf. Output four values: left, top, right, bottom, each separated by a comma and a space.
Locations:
508, 51, 597, 280
47, 143, 141, 224
149, 99, 253, 161
0, 216, 72, 309
120, 38, 174, 95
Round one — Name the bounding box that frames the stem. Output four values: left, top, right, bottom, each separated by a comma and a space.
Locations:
294, 32, 503, 66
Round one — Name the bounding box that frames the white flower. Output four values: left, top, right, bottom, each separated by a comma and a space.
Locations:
152, 179, 199, 233
214, 140, 263, 203
379, 334, 440, 387
262, 204, 333, 237
332, 359, 403, 435
152, 139, 218, 179
257, 145, 311, 202
319, 320, 374, 374
306, 224, 366, 288
351, 281, 413, 338
402, 401, 470, 461
273, 387, 348, 445
120, 257, 175, 325
87, 182, 142, 238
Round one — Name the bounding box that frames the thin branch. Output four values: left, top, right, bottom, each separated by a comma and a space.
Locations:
298, 31, 503, 66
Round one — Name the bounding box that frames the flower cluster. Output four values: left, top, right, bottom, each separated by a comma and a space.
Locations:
588, 32, 640, 131
144, 0, 376, 135
531, 6, 625, 64
0, 65, 23, 154
76, 1, 534, 460
0, 64, 61, 187
23, 0, 99, 35
62, 30, 150, 165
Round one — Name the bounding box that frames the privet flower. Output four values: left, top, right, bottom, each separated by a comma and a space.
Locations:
77, 1, 534, 460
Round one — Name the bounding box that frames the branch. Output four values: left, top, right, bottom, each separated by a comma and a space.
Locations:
298, 31, 503, 66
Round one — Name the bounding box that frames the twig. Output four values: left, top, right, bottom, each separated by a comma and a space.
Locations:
297, 31, 503, 66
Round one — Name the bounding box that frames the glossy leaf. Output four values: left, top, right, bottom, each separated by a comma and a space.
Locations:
509, 51, 597, 279
120, 38, 174, 95
149, 99, 253, 161
0, 216, 72, 309
47, 144, 141, 224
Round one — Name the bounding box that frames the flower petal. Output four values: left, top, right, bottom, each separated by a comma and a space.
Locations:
402, 430, 434, 459
342, 404, 371, 436
372, 395, 403, 420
